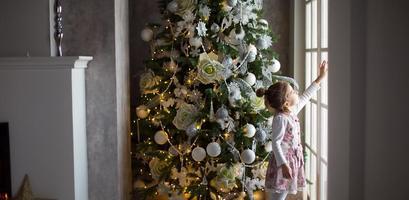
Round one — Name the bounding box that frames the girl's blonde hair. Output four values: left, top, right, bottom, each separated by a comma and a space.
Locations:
256, 81, 290, 113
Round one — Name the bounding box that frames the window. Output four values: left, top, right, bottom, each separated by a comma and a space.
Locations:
304, 0, 328, 199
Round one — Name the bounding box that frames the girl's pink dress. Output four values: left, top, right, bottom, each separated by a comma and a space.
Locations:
265, 82, 320, 194
265, 113, 306, 194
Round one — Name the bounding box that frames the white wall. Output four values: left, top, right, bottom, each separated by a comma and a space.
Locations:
329, 1, 409, 200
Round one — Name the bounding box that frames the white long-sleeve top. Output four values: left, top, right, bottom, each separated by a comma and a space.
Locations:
271, 82, 320, 166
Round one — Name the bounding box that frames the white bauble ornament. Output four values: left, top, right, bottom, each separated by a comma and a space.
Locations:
167, 1, 178, 13
227, 0, 238, 7
268, 59, 281, 73
192, 146, 206, 162
243, 123, 256, 138
241, 149, 256, 164
247, 44, 258, 62
245, 73, 256, 86
154, 130, 168, 145
136, 105, 150, 119
206, 142, 221, 157
141, 28, 154, 42
189, 37, 202, 48
264, 141, 273, 152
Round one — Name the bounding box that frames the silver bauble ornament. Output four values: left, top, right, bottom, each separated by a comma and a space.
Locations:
186, 123, 199, 137
215, 107, 229, 119
255, 129, 267, 142
241, 149, 256, 164
192, 146, 206, 162
154, 130, 168, 145
206, 142, 221, 157
256, 38, 269, 50
169, 146, 179, 156
211, 23, 220, 33
141, 28, 154, 42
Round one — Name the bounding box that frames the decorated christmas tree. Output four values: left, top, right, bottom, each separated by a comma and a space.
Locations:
132, 0, 289, 199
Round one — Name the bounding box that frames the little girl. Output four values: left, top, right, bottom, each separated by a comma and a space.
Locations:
256, 61, 328, 200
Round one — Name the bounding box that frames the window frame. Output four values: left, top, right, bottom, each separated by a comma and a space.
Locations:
291, 0, 328, 199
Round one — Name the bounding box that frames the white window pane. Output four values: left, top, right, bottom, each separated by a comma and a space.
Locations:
306, 52, 311, 85
312, 52, 318, 100
310, 153, 317, 200
321, 51, 328, 104
321, 0, 328, 48
312, 0, 318, 49
305, 102, 311, 146
306, 2, 312, 49
306, 148, 316, 199
320, 163, 328, 200
311, 103, 317, 151
321, 107, 328, 161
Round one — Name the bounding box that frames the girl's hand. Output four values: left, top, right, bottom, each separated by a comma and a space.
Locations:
315, 60, 328, 84
281, 164, 293, 179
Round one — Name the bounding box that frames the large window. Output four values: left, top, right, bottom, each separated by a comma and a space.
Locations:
304, 0, 328, 199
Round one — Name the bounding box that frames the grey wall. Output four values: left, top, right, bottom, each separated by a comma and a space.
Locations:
129, 0, 161, 105
0, 0, 51, 56
63, 0, 131, 199
0, 0, 132, 199
129, 0, 290, 105
265, 0, 290, 76
329, 0, 409, 200
364, 1, 409, 199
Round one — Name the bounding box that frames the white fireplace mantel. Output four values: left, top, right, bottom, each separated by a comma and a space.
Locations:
0, 56, 92, 200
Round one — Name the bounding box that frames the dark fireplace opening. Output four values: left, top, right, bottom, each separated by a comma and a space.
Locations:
0, 123, 11, 198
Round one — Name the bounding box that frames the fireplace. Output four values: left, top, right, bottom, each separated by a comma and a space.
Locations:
0, 123, 11, 198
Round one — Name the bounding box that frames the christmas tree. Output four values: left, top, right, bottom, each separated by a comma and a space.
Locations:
132, 0, 289, 199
